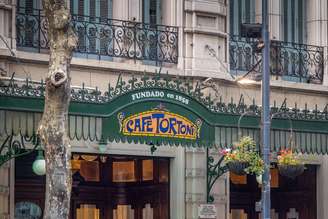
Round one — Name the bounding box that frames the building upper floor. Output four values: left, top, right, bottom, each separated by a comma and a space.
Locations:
0, 0, 328, 89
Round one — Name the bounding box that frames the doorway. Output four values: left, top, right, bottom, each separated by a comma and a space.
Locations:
229, 165, 316, 219
15, 152, 170, 219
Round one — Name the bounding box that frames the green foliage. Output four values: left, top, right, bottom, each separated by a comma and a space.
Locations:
222, 136, 264, 176
277, 149, 302, 166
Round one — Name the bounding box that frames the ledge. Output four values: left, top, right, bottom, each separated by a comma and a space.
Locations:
184, 27, 227, 37
222, 78, 328, 96
185, 0, 227, 16
1, 49, 328, 96
0, 49, 183, 76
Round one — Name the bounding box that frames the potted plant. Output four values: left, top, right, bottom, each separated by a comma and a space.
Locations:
221, 136, 264, 176
277, 149, 304, 178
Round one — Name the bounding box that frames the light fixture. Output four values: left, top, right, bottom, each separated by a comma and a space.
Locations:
236, 60, 262, 85
236, 77, 258, 85
98, 136, 107, 153
32, 149, 46, 176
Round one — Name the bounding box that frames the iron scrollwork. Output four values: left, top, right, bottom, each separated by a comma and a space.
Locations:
206, 148, 228, 203
0, 134, 40, 166
229, 35, 324, 84
16, 7, 178, 64
1, 73, 328, 121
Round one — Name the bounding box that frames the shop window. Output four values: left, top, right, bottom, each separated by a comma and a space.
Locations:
270, 168, 279, 188
112, 161, 136, 182
159, 160, 169, 183
113, 205, 134, 219
142, 204, 153, 219
76, 204, 100, 219
142, 160, 153, 181
15, 201, 42, 219
258, 210, 279, 219
80, 160, 100, 182
230, 172, 247, 185
71, 155, 100, 182
286, 208, 299, 219
230, 209, 247, 219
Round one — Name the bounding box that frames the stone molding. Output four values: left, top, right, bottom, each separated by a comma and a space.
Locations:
0, 185, 9, 196
185, 168, 206, 178
185, 192, 205, 203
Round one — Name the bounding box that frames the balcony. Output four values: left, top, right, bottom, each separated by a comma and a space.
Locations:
229, 35, 324, 84
16, 8, 178, 64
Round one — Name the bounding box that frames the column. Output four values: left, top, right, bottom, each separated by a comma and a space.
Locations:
184, 0, 228, 79
317, 156, 328, 219
185, 147, 228, 219
0, 162, 11, 219
306, 0, 328, 85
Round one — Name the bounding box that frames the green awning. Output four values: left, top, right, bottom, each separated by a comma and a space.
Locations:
0, 110, 102, 142
1, 75, 328, 153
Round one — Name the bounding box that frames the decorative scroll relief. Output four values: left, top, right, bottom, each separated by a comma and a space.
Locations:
118, 110, 202, 140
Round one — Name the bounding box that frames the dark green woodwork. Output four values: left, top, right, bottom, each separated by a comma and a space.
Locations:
0, 134, 40, 167
1, 73, 328, 204
1, 74, 328, 150
206, 149, 228, 203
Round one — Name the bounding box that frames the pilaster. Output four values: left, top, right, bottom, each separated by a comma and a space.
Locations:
184, 0, 228, 79
0, 0, 14, 50
306, 0, 328, 86
185, 147, 228, 219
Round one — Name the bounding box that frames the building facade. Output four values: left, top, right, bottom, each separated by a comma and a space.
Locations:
0, 0, 328, 219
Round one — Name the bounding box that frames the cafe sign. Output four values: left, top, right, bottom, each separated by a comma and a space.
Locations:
118, 109, 202, 140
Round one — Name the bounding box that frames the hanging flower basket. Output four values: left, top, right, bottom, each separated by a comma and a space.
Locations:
226, 161, 249, 175
278, 164, 304, 179
221, 136, 264, 176
277, 149, 304, 178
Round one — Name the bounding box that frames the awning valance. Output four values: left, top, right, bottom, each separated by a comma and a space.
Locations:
1, 75, 328, 153
0, 110, 102, 142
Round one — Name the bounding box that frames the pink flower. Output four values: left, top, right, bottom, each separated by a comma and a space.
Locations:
220, 148, 231, 155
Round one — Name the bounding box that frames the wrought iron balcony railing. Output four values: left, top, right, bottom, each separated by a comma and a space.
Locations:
16, 8, 178, 64
229, 35, 324, 84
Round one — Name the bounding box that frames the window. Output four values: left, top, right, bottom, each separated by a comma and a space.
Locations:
158, 159, 169, 183
230, 209, 248, 219
76, 204, 100, 219
71, 155, 100, 182
229, 0, 256, 35
112, 160, 136, 182
142, 159, 154, 181
113, 205, 134, 219
282, 0, 306, 44
143, 0, 161, 25
70, 0, 113, 55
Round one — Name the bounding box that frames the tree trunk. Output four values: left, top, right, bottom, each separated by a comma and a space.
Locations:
38, 1, 77, 218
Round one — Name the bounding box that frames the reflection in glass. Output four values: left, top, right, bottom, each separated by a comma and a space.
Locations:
142, 204, 153, 219
113, 161, 136, 182
159, 160, 169, 182
15, 202, 42, 219
76, 204, 100, 219
142, 160, 153, 181
230, 209, 247, 219
80, 161, 100, 182
258, 209, 279, 219
113, 205, 134, 219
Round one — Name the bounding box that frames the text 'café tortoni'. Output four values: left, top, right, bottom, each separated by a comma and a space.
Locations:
0, 74, 328, 219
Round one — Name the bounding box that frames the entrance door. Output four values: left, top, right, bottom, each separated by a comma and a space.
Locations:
15, 152, 170, 219
229, 165, 316, 219
71, 155, 170, 219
